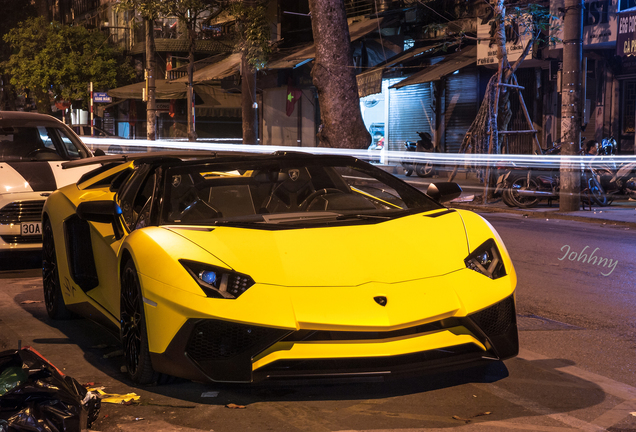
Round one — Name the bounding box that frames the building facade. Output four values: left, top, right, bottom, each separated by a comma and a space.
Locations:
41, 0, 636, 154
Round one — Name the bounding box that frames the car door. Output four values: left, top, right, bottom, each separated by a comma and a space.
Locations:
86, 165, 157, 321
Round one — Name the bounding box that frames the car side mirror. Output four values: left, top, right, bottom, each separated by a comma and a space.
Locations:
93, 148, 106, 156
77, 201, 124, 239
426, 182, 462, 202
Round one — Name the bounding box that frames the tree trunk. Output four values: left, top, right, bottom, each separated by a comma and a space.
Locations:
308, 0, 370, 148
0, 75, 17, 111
34, 88, 52, 114
33, 0, 49, 21
145, 19, 157, 141
187, 20, 197, 142
241, 52, 258, 145
240, 0, 258, 145
559, 0, 584, 211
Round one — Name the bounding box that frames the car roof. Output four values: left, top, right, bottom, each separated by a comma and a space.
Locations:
0, 111, 64, 127
63, 150, 360, 170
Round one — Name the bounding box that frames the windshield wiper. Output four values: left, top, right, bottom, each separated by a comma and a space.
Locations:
335, 213, 392, 221
211, 214, 265, 226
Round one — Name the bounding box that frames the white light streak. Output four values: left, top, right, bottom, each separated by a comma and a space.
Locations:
80, 137, 636, 170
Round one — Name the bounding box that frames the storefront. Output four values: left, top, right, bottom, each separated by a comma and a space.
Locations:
358, 45, 478, 154
617, 6, 636, 153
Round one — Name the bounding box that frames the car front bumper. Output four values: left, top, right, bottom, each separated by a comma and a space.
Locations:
149, 294, 518, 383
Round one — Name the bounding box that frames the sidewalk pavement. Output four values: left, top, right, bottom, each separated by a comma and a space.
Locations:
391, 166, 636, 228
449, 197, 636, 228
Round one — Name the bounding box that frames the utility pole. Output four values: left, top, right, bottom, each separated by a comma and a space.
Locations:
559, 0, 584, 212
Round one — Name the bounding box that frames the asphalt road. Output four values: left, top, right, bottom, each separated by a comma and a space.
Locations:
1, 214, 635, 432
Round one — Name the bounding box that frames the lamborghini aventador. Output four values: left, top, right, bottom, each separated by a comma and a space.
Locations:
42, 150, 518, 384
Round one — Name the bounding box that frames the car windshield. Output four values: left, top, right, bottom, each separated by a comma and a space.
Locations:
0, 125, 90, 161
161, 157, 442, 227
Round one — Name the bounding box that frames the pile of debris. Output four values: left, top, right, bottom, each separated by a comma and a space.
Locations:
0, 347, 100, 432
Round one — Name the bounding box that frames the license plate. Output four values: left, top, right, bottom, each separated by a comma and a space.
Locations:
21, 222, 42, 236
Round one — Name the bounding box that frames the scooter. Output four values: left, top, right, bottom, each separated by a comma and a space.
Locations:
587, 136, 636, 203
402, 132, 435, 177
592, 160, 636, 203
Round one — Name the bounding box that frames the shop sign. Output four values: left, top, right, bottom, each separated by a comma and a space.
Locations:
476, 14, 532, 66
550, 0, 618, 48
617, 9, 636, 56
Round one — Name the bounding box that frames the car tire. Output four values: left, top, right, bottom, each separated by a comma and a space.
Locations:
42, 219, 73, 320
120, 259, 158, 385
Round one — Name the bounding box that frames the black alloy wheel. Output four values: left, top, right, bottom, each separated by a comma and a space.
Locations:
42, 219, 73, 319
415, 161, 434, 178
120, 259, 157, 385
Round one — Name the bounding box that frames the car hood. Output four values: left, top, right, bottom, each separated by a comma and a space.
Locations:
0, 161, 94, 193
165, 210, 470, 287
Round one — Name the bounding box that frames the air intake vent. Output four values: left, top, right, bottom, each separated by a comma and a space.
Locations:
469, 295, 516, 339
186, 320, 287, 362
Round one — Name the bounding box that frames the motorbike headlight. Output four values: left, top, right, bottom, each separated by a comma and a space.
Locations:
180, 259, 255, 299
464, 239, 506, 279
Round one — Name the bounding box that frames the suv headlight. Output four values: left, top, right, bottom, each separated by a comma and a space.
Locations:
464, 239, 506, 279
180, 260, 255, 299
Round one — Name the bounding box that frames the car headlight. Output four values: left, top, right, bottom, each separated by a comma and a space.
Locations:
464, 239, 506, 279
180, 260, 255, 299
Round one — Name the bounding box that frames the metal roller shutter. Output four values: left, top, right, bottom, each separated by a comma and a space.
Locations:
386, 78, 434, 152
444, 68, 478, 153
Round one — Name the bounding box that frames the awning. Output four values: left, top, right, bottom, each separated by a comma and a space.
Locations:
391, 45, 477, 89
357, 68, 384, 97
194, 84, 241, 117
356, 44, 441, 97
172, 53, 241, 84
167, 53, 232, 80
107, 79, 187, 99
267, 17, 383, 69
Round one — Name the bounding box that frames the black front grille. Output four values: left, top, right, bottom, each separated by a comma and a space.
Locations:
0, 201, 45, 223
469, 295, 516, 340
282, 320, 449, 343
0, 235, 41, 244
186, 320, 288, 362
256, 343, 487, 381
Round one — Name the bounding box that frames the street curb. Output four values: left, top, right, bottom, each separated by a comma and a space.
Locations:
448, 203, 636, 228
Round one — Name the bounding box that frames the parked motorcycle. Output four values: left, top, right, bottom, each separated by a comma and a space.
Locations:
496, 143, 560, 208
585, 136, 636, 204
402, 132, 435, 177
496, 142, 606, 208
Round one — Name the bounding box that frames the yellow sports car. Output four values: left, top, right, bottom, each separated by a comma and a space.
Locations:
42, 151, 518, 384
